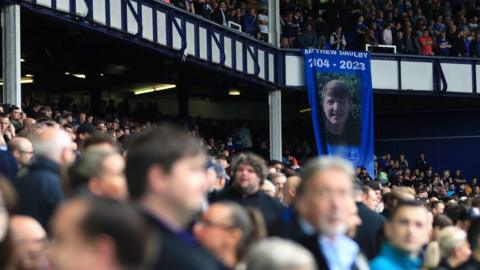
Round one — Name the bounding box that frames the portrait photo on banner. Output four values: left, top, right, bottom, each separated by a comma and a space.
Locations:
316, 73, 361, 146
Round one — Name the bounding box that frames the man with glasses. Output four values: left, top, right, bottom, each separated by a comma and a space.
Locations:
15, 127, 76, 230
8, 137, 34, 170
193, 202, 266, 269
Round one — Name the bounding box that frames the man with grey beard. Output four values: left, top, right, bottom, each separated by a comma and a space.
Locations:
272, 156, 365, 270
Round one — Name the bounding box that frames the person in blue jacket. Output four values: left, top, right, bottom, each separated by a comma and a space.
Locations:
370, 200, 430, 270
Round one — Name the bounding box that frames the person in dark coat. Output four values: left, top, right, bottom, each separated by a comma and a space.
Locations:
212, 1, 228, 26
0, 116, 18, 182
457, 218, 480, 270
49, 196, 154, 270
415, 152, 429, 172
126, 125, 229, 270
210, 152, 285, 234
271, 157, 367, 270
15, 127, 76, 230
0, 144, 18, 182
353, 184, 386, 260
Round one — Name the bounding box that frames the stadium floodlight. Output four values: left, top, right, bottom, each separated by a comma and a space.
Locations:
25, 74, 34, 78
133, 84, 176, 95
299, 108, 311, 113
0, 77, 34, 85
72, 73, 87, 79
64, 72, 87, 79
229, 89, 241, 96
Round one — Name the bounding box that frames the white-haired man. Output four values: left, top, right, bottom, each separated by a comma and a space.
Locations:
15, 127, 76, 229
272, 156, 366, 270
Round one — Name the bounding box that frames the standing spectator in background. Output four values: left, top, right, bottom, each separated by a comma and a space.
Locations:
8, 106, 22, 133
363, 185, 378, 211
314, 16, 329, 49
431, 201, 445, 216
398, 154, 409, 171
468, 17, 479, 31
0, 114, 15, 144
49, 197, 153, 270
193, 202, 266, 269
292, 10, 304, 32
212, 1, 228, 26
356, 16, 368, 49
281, 13, 295, 48
238, 122, 253, 151
260, 180, 276, 198
211, 153, 284, 233
470, 32, 480, 57
301, 24, 318, 48
370, 200, 430, 270
273, 157, 365, 269
457, 218, 480, 269
419, 30, 434, 55
330, 25, 347, 50
268, 172, 287, 201
268, 160, 283, 173
126, 126, 226, 270
433, 16, 446, 36
464, 31, 473, 57
382, 23, 393, 45
437, 31, 452, 56
282, 175, 300, 206
9, 215, 49, 270
365, 29, 379, 47
404, 27, 417, 54
451, 30, 467, 57
354, 183, 386, 260
423, 226, 471, 270
242, 9, 258, 37
0, 135, 18, 182
369, 21, 382, 45
416, 152, 429, 172
257, 9, 269, 42
15, 127, 75, 230
8, 137, 34, 170
193, 0, 212, 19
67, 149, 128, 200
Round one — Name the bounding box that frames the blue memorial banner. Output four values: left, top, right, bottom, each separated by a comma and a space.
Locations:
304, 49, 374, 175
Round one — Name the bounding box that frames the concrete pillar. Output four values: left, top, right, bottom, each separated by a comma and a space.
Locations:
269, 90, 282, 161
268, 0, 282, 161
267, 0, 280, 46
2, 4, 21, 107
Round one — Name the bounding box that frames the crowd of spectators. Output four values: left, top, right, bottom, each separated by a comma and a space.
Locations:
169, 0, 480, 57
1, 97, 480, 270
166, 0, 271, 42
279, 0, 480, 55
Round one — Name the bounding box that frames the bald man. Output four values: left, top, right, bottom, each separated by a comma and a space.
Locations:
282, 176, 301, 206
8, 137, 34, 169
10, 215, 49, 270
15, 127, 75, 229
